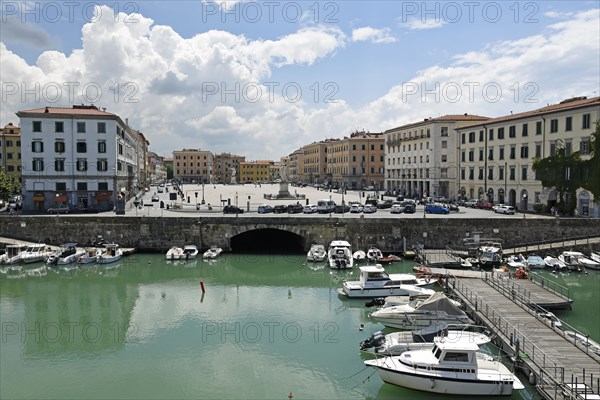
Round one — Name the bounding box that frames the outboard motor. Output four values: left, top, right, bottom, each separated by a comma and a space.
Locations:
360, 331, 385, 351
364, 298, 386, 308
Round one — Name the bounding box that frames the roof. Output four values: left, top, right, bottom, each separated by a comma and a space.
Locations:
359, 265, 386, 273
385, 114, 490, 133
457, 96, 600, 129
17, 105, 116, 118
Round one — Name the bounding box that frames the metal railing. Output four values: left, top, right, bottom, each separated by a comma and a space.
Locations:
528, 272, 571, 300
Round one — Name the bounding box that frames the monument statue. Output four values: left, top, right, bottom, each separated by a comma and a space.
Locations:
279, 165, 287, 182
230, 167, 237, 184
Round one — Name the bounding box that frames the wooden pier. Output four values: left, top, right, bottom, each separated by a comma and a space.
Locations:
447, 274, 600, 399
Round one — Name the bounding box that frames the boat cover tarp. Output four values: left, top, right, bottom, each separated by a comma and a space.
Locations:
415, 292, 464, 316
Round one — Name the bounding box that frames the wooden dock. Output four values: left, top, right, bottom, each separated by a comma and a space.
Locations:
448, 275, 600, 399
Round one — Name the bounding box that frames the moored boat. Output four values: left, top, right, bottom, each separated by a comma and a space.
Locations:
97, 244, 122, 264
47, 243, 85, 266
0, 244, 24, 265
181, 244, 199, 260
526, 255, 545, 269
20, 244, 53, 264
78, 247, 101, 264
307, 244, 326, 262
339, 265, 434, 298
166, 246, 184, 260
367, 247, 383, 263
364, 336, 524, 396
559, 251, 599, 271
203, 245, 222, 259
328, 240, 353, 269
353, 250, 366, 262
544, 255, 567, 271
477, 242, 503, 266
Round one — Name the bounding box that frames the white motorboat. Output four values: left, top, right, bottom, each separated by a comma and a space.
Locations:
365, 336, 524, 396
506, 254, 526, 269
339, 265, 435, 298
203, 245, 222, 259
20, 244, 53, 264
370, 292, 470, 330
353, 250, 366, 262
0, 244, 23, 265
536, 311, 562, 328
478, 242, 502, 266
328, 240, 353, 269
97, 244, 122, 264
181, 244, 199, 260
166, 246, 184, 260
559, 251, 600, 271
367, 247, 383, 263
307, 244, 326, 262
590, 252, 600, 264
360, 323, 492, 356
564, 330, 600, 356
526, 255, 545, 269
47, 243, 85, 266
544, 255, 567, 270
78, 247, 101, 264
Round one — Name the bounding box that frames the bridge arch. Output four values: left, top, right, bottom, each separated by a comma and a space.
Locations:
229, 227, 308, 254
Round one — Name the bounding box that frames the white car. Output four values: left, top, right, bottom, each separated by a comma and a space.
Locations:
390, 204, 404, 214
349, 204, 364, 213
495, 205, 515, 214
303, 205, 318, 213
492, 204, 506, 212
363, 204, 377, 213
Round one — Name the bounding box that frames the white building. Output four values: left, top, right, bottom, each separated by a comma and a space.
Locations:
17, 105, 148, 212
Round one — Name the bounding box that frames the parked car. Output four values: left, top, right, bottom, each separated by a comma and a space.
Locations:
273, 205, 288, 214
151, 194, 160, 202
425, 203, 449, 214
363, 204, 377, 213
47, 204, 70, 214
287, 204, 304, 213
303, 205, 318, 214
403, 203, 416, 213
480, 202, 494, 210
495, 205, 516, 214
390, 204, 404, 214
334, 204, 350, 213
223, 205, 244, 214
349, 203, 364, 213
257, 204, 273, 214
492, 204, 506, 212
465, 199, 480, 207
376, 200, 393, 209
456, 199, 466, 206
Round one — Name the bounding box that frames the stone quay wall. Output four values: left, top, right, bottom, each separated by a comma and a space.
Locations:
1, 216, 599, 253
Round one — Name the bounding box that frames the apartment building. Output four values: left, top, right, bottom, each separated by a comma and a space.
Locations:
302, 141, 329, 184
148, 151, 167, 183
17, 105, 148, 212
326, 131, 385, 190
385, 115, 489, 199
173, 149, 213, 183
0, 123, 21, 185
288, 148, 304, 182
455, 96, 599, 216
213, 153, 245, 183
239, 160, 273, 183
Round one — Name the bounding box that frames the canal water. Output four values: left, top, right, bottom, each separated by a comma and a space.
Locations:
1, 254, 598, 399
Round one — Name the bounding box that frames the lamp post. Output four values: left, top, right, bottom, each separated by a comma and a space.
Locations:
202, 181, 205, 205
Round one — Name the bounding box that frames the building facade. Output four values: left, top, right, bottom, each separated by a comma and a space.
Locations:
172, 149, 213, 183
239, 160, 272, 183
17, 105, 147, 212
288, 148, 304, 183
455, 96, 600, 216
302, 141, 329, 184
0, 123, 22, 185
213, 153, 245, 183
385, 115, 489, 199
148, 151, 167, 183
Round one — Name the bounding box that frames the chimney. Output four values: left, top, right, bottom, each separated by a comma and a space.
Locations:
126, 118, 129, 126
44, 107, 49, 113
464, 113, 467, 116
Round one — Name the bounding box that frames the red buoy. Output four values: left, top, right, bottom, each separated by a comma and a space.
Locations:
200, 280, 206, 293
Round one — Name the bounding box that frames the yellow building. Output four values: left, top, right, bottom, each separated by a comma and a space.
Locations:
173, 149, 213, 183
239, 160, 273, 183
0, 123, 22, 185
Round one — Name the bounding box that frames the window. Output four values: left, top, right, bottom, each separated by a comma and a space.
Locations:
98, 182, 108, 191
441, 155, 447, 162
469, 132, 475, 143
509, 166, 515, 181
479, 130, 484, 142
441, 141, 447, 149
33, 121, 41, 132
469, 168, 474, 180
520, 145, 529, 159
583, 113, 591, 129
550, 119, 558, 133
56, 182, 67, 191
499, 167, 504, 180
53, 140, 65, 153
535, 143, 542, 158
498, 127, 505, 139
98, 141, 107, 153
478, 168, 483, 180
352, 155, 356, 162
580, 138, 590, 155
536, 121, 542, 135
76, 159, 87, 171
550, 141, 556, 156
54, 159, 65, 172
352, 144, 356, 150
370, 144, 374, 150
6, 140, 12, 147
565, 141, 572, 156
468, 150, 474, 162
488, 167, 494, 180
361, 144, 365, 150
370, 155, 374, 162
32, 140, 44, 153
97, 159, 108, 172
461, 168, 465, 180
97, 122, 106, 133
510, 146, 516, 159
443, 352, 469, 362
76, 142, 87, 153
77, 122, 86, 133
522, 166, 528, 180
565, 116, 572, 131
488, 148, 494, 160
441, 127, 448, 137
77, 182, 88, 191
461, 151, 465, 162
479, 149, 484, 161
522, 124, 528, 137
461, 133, 465, 144
489, 129, 494, 141
33, 158, 44, 171
55, 121, 64, 132
509, 126, 516, 138
118, 143, 123, 155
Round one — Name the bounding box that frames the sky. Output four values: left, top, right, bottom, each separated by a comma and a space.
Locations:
1, 1, 599, 160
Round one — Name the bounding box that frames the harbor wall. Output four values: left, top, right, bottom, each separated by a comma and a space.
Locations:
1, 216, 599, 253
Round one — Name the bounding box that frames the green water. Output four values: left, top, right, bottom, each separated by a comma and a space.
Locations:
1, 254, 597, 400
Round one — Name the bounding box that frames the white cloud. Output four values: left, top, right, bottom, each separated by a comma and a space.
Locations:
351, 27, 396, 44
544, 11, 575, 19
401, 18, 446, 30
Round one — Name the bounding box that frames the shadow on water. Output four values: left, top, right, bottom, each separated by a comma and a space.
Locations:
230, 228, 305, 254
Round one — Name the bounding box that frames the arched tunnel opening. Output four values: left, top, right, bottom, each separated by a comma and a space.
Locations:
229, 229, 306, 254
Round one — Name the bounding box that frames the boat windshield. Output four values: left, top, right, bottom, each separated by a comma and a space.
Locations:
432, 345, 442, 359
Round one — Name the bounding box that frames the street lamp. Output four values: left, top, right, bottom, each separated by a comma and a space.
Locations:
202, 181, 205, 205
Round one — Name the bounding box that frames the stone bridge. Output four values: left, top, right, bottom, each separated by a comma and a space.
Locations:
2, 216, 600, 254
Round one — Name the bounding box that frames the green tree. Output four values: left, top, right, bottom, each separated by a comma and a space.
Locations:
0, 169, 20, 200
580, 121, 600, 199
532, 139, 582, 215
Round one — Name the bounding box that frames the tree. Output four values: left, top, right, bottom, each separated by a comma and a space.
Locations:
532, 139, 582, 215
0, 169, 20, 200
580, 120, 600, 199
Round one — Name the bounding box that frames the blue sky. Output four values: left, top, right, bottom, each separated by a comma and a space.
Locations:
1, 1, 599, 159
